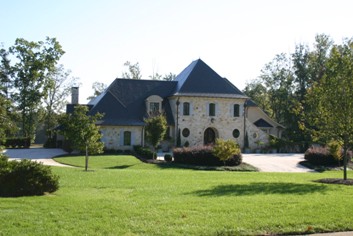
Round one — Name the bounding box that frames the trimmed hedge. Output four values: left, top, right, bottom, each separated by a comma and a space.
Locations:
173, 146, 242, 166
133, 145, 154, 159
1, 137, 31, 148
304, 146, 352, 166
0, 154, 59, 197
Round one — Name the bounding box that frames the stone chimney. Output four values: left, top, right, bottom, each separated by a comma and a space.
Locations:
71, 87, 79, 104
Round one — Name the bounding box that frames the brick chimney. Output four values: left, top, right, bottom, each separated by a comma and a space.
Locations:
71, 87, 79, 104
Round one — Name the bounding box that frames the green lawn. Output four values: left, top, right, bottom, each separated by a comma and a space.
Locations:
1, 155, 353, 235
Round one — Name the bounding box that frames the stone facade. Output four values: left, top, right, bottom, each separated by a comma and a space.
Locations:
99, 126, 143, 150
167, 96, 268, 148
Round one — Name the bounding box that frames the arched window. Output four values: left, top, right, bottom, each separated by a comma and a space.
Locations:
233, 104, 240, 117
123, 131, 131, 146
183, 102, 190, 116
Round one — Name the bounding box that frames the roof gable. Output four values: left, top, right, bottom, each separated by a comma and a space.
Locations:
89, 79, 177, 126
254, 118, 273, 128
173, 59, 246, 97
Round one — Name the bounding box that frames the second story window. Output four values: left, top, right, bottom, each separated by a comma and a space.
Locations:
209, 103, 216, 116
234, 104, 240, 117
150, 102, 160, 114
183, 102, 190, 116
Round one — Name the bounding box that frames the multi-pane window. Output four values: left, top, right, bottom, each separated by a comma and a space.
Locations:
233, 104, 240, 117
209, 103, 216, 116
123, 131, 131, 146
150, 102, 160, 113
183, 102, 190, 116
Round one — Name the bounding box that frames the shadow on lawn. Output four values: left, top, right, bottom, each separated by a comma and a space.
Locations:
105, 164, 136, 169
190, 182, 329, 196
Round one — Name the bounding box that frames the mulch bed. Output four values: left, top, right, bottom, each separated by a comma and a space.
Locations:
314, 178, 353, 185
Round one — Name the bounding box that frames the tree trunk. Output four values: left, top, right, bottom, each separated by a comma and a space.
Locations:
85, 143, 88, 171
343, 140, 349, 180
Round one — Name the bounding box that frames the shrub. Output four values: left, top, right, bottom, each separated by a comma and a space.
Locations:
0, 158, 59, 197
213, 139, 241, 165
304, 145, 352, 166
327, 140, 343, 161
164, 154, 173, 162
173, 146, 242, 166
133, 145, 154, 159
225, 154, 243, 166
4, 137, 31, 148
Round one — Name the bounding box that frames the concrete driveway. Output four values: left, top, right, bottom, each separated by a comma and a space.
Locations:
3, 147, 69, 167
242, 153, 314, 172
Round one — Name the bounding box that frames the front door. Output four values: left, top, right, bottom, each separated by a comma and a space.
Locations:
204, 128, 216, 145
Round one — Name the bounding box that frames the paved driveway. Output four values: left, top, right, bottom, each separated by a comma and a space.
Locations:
3, 148, 69, 167
242, 153, 314, 172
3, 148, 313, 172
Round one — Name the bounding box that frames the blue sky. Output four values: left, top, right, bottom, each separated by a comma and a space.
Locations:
1, 0, 353, 102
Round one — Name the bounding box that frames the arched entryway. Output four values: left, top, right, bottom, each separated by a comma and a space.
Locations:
204, 127, 217, 145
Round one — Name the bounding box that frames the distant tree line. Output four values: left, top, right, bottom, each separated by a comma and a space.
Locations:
0, 37, 78, 144
243, 34, 353, 179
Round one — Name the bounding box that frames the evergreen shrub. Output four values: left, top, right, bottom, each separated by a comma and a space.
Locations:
0, 156, 59, 197
304, 146, 352, 166
173, 146, 242, 166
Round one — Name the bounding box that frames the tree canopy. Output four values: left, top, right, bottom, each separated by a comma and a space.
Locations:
305, 39, 353, 179
144, 114, 167, 158
59, 105, 104, 171
5, 37, 65, 140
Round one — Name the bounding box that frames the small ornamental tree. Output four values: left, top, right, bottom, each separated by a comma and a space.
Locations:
213, 139, 241, 166
59, 105, 104, 171
144, 114, 167, 159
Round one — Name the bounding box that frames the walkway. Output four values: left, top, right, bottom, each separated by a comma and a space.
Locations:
242, 153, 314, 172
3, 147, 69, 167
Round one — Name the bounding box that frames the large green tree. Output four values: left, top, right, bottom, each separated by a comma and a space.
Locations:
8, 37, 64, 140
306, 39, 353, 180
59, 105, 104, 171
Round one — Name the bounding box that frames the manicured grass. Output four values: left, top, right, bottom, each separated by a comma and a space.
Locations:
1, 155, 353, 235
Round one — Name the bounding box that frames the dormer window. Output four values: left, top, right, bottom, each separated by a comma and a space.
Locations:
146, 95, 163, 115
150, 102, 160, 113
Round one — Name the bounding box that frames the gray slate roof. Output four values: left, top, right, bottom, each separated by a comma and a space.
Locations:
88, 79, 177, 126
85, 59, 247, 126
173, 59, 247, 98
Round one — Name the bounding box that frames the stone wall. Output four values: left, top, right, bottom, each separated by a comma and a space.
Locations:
245, 119, 270, 150
170, 96, 247, 147
99, 126, 143, 150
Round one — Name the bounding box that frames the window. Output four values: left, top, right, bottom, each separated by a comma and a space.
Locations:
123, 131, 131, 146
150, 102, 160, 113
209, 103, 216, 116
182, 128, 190, 137
233, 104, 240, 117
232, 129, 240, 138
183, 102, 190, 116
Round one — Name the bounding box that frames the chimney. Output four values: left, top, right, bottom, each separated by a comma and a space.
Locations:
71, 87, 79, 104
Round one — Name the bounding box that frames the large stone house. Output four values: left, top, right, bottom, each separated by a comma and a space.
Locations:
67, 59, 283, 151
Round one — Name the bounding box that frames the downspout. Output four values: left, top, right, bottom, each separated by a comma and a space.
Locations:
176, 98, 180, 146
243, 99, 248, 151
141, 126, 145, 147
